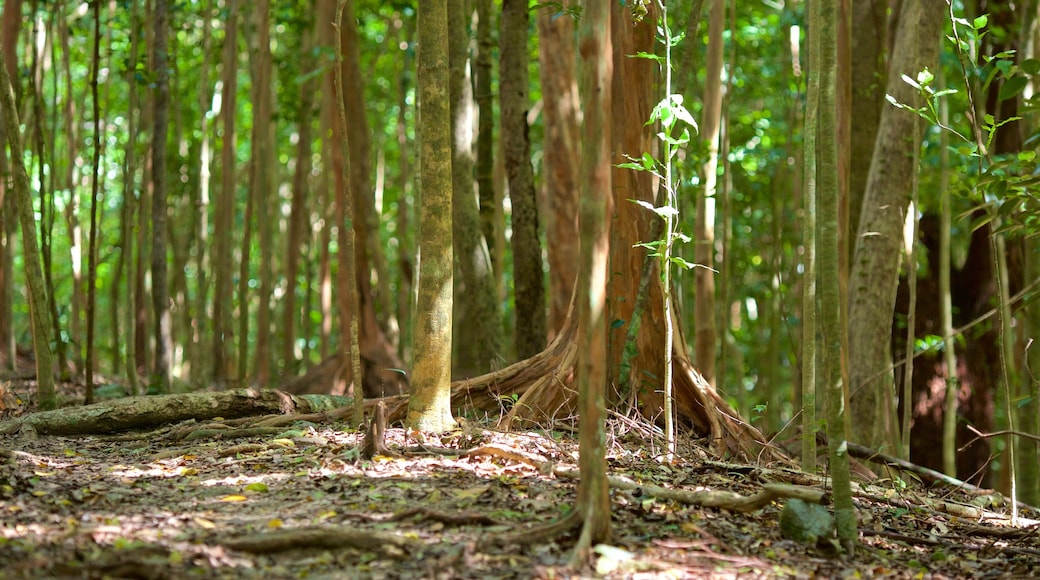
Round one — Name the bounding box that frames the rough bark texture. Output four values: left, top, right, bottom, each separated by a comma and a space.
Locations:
407, 0, 455, 433
449, 0, 502, 377
537, 3, 580, 340
501, 0, 546, 360
848, 0, 942, 451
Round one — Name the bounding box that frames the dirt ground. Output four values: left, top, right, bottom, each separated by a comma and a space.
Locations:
1, 377, 1039, 579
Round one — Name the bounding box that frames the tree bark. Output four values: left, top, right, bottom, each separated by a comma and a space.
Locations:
407, 0, 455, 433
213, 0, 239, 386
0, 43, 56, 409
537, 2, 580, 341
0, 0, 20, 371
250, 0, 275, 385
573, 0, 613, 558
501, 0, 546, 360
449, 0, 502, 377
695, 0, 724, 389
149, 0, 172, 394
848, 0, 942, 451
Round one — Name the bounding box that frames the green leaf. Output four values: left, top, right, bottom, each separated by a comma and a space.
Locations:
641, 151, 656, 171
901, 74, 921, 90
1018, 150, 1036, 162
611, 319, 626, 329
616, 161, 645, 171
1022, 58, 1040, 76
930, 88, 958, 99
669, 256, 697, 270
916, 68, 934, 87
973, 14, 988, 30
630, 51, 665, 64
999, 76, 1028, 102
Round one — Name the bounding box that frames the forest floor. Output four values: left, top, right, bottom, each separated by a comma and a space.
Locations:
0, 376, 1039, 579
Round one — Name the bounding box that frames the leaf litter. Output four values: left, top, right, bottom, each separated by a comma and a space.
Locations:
0, 388, 1038, 578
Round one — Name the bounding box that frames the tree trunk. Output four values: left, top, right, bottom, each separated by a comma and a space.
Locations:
572, 0, 612, 558
340, 0, 395, 344
474, 0, 499, 299
501, 0, 546, 360
212, 0, 238, 386
848, 0, 887, 248
150, 0, 172, 394
695, 0, 724, 389
449, 0, 502, 377
0, 0, 20, 371
848, 0, 941, 451
537, 2, 580, 341
283, 17, 318, 378
0, 42, 56, 410
250, 0, 275, 386
816, 0, 856, 551
407, 0, 455, 433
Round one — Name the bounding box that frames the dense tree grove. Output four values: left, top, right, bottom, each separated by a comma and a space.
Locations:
0, 0, 1038, 525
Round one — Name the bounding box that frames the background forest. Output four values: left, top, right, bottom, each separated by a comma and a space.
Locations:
1, 0, 1039, 517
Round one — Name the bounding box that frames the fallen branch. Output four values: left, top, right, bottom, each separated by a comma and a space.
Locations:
220, 526, 418, 556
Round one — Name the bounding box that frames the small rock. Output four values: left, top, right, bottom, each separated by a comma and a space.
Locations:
779, 498, 834, 544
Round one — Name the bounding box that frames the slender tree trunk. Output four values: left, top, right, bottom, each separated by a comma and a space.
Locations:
341, 0, 395, 342
150, 0, 172, 394
333, 0, 364, 424
800, 0, 820, 471
501, 0, 546, 360
848, 0, 941, 451
212, 0, 238, 386
193, 0, 214, 384
450, 0, 501, 376
0, 43, 56, 409
251, 0, 274, 385
848, 0, 887, 249
817, 0, 856, 552
84, 0, 103, 403
572, 0, 612, 560
695, 0, 723, 388
0, 0, 20, 370
537, 2, 580, 340
474, 0, 498, 294
393, 13, 414, 364
283, 17, 318, 378
407, 0, 455, 433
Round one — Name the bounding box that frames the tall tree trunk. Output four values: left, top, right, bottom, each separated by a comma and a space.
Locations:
537, 2, 580, 340
118, 0, 142, 394
192, 0, 214, 384
0, 0, 20, 370
84, 0, 103, 403
407, 0, 455, 433
393, 12, 414, 364
848, 0, 942, 450
695, 0, 724, 389
212, 0, 238, 386
474, 0, 498, 297
501, 0, 546, 360
450, 0, 501, 376
816, 0, 856, 551
572, 0, 612, 559
283, 15, 318, 378
0, 42, 56, 409
250, 0, 274, 385
150, 0, 172, 394
340, 0, 395, 343
848, 0, 887, 248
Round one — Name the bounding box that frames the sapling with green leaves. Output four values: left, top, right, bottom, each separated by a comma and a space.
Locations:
617, 0, 698, 459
